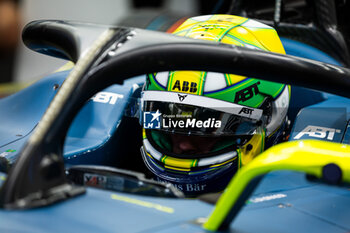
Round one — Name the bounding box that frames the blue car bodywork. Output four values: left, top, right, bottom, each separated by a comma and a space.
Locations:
0, 19, 350, 233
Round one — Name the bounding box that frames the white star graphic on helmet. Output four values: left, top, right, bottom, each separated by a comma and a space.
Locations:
150, 110, 161, 122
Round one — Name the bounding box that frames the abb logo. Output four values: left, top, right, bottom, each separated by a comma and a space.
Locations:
293, 125, 341, 140
172, 80, 198, 93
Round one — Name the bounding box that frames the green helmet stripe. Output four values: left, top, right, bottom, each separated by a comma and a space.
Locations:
272, 84, 285, 99
226, 33, 265, 50
151, 73, 166, 90
204, 78, 254, 102
224, 73, 233, 86
204, 78, 251, 95
161, 155, 167, 163
150, 157, 165, 171
198, 71, 207, 95
146, 73, 166, 91
166, 71, 176, 91
191, 159, 198, 167
218, 18, 249, 41
218, 24, 241, 42
231, 78, 255, 90
288, 85, 291, 99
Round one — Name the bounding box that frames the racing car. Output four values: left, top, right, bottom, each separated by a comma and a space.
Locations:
1, 0, 350, 232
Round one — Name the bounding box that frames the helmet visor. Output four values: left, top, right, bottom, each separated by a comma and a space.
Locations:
141, 100, 264, 137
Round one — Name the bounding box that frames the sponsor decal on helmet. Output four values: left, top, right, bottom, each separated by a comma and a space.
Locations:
239, 107, 254, 115
234, 81, 260, 103
172, 80, 198, 93
143, 110, 221, 130
177, 94, 187, 102
142, 90, 263, 120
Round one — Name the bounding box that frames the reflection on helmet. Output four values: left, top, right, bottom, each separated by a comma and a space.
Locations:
140, 14, 290, 196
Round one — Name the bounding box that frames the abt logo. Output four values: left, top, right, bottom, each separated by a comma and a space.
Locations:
234, 82, 260, 103
293, 125, 341, 140
91, 92, 124, 104
239, 107, 254, 115
143, 110, 162, 129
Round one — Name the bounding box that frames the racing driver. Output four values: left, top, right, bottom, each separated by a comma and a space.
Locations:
140, 14, 290, 196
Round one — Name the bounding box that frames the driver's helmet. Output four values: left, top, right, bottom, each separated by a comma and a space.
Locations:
140, 15, 290, 196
